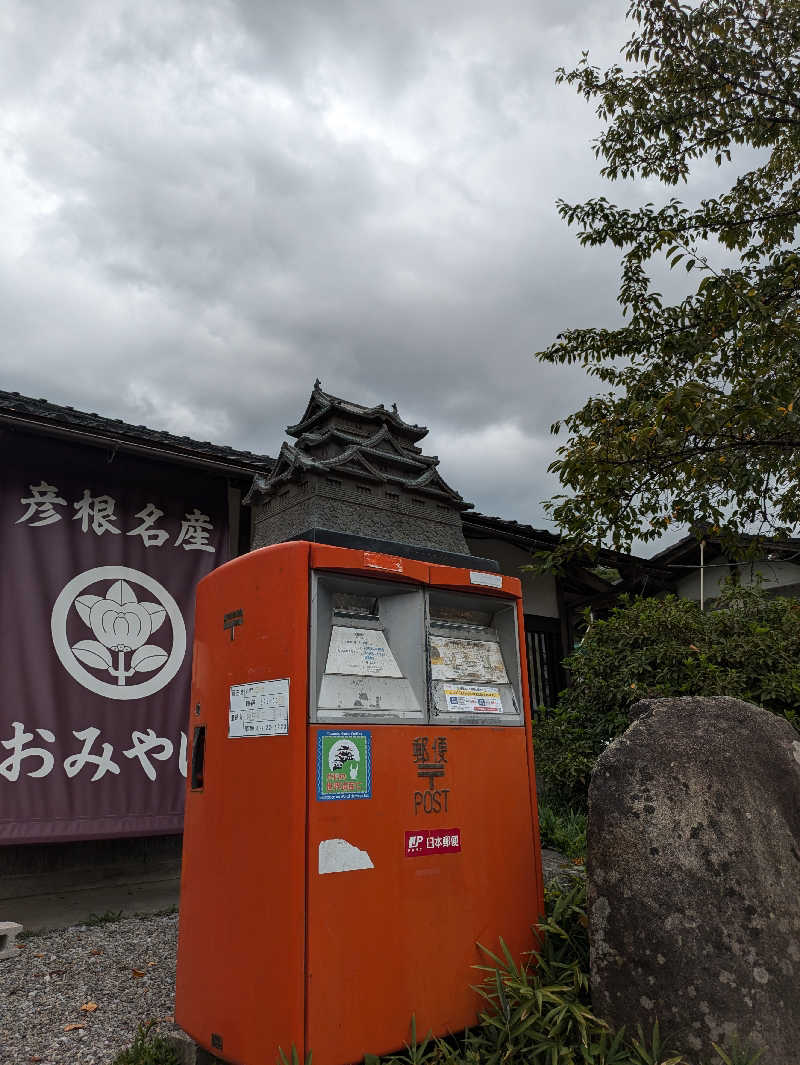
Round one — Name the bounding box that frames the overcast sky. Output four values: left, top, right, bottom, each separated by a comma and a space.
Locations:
1, 1, 716, 538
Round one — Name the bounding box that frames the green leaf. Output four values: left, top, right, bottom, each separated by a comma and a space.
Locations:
534, 0, 800, 558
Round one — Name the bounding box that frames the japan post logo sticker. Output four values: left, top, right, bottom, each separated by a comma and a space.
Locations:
405, 829, 462, 857
316, 730, 372, 801
50, 566, 186, 701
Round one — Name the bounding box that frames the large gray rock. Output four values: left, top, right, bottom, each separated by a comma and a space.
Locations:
588, 696, 800, 1064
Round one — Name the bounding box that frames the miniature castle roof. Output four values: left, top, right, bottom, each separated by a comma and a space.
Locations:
286, 380, 428, 444
246, 382, 472, 511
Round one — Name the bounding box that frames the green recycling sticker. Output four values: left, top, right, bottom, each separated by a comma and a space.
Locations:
316, 730, 372, 801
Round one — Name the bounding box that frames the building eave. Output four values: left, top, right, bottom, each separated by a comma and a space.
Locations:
0, 395, 274, 479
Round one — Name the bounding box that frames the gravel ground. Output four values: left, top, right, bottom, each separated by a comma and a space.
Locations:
0, 855, 575, 1065
0, 912, 180, 1065
540, 847, 585, 888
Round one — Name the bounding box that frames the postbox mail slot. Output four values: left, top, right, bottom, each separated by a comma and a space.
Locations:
310, 572, 427, 723
428, 589, 523, 725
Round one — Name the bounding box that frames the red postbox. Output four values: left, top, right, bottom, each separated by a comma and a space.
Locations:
176, 540, 544, 1065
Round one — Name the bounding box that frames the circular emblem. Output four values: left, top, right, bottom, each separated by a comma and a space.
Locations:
50, 566, 187, 701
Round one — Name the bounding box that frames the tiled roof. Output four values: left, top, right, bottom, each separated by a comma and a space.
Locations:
464, 511, 673, 581
649, 532, 800, 569
0, 388, 689, 580
463, 511, 561, 549
0, 390, 275, 476
648, 534, 705, 565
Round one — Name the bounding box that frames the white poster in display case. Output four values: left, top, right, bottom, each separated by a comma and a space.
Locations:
325, 626, 403, 678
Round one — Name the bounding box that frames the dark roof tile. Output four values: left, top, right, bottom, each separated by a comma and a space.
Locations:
0, 389, 275, 475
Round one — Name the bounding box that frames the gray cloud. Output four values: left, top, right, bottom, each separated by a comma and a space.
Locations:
0, 0, 727, 533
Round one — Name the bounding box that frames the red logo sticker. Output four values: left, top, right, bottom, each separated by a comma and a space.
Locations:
405, 829, 462, 857
364, 551, 404, 573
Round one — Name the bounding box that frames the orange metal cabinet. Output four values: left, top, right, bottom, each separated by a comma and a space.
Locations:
176, 541, 544, 1065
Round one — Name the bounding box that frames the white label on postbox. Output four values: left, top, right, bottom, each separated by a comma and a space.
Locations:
228, 678, 290, 737
469, 571, 503, 588
325, 626, 403, 677
442, 685, 503, 714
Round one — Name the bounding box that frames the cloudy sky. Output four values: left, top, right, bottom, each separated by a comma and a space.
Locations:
1, 0, 708, 536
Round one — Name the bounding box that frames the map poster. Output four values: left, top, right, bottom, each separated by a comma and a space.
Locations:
429, 637, 508, 684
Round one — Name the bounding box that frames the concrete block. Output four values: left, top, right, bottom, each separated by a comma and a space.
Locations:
0, 921, 23, 959
163, 1030, 198, 1065
163, 1029, 225, 1065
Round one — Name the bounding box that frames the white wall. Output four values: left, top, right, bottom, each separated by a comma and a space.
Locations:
675, 557, 800, 601
464, 536, 559, 617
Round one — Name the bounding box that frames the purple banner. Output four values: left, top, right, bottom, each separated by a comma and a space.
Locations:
0, 432, 228, 843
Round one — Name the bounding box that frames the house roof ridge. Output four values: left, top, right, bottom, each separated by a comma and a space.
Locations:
0, 388, 275, 473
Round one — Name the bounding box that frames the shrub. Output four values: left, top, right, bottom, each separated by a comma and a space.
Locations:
537, 799, 587, 860
534, 584, 800, 808
380, 877, 763, 1065
111, 1021, 179, 1065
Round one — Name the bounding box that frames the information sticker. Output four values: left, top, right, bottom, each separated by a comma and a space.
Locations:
228, 678, 290, 738
442, 685, 503, 713
317, 730, 372, 800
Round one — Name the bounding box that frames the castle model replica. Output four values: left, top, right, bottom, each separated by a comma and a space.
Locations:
246, 381, 479, 563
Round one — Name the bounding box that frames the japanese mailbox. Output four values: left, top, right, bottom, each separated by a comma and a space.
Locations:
176, 540, 544, 1065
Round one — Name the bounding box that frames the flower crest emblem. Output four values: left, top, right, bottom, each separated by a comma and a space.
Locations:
72, 579, 169, 685
51, 566, 186, 701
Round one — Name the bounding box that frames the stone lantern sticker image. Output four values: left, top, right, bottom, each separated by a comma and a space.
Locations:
51, 565, 187, 701
329, 740, 360, 779
317, 730, 372, 800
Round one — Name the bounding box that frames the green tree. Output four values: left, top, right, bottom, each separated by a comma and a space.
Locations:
534, 583, 800, 807
538, 0, 800, 561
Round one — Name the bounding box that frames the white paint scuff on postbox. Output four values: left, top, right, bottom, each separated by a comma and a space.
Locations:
318, 838, 375, 874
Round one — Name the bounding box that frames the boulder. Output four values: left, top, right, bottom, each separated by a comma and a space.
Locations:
588, 696, 800, 1064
